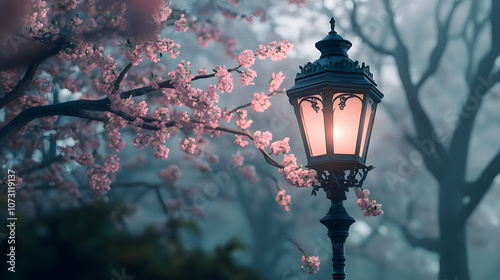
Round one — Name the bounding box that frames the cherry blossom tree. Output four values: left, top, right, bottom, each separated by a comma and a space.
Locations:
0, 0, 365, 276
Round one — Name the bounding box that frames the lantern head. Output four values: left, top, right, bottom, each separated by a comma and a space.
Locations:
287, 17, 384, 172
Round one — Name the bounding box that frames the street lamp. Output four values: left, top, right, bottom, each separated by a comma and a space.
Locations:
287, 17, 383, 280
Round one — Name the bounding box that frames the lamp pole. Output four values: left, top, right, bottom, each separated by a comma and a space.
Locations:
317, 169, 370, 280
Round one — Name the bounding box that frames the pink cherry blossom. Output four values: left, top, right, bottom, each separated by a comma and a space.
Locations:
354, 187, 384, 216
77, 152, 94, 165
214, 65, 233, 93
237, 49, 255, 68
275, 189, 291, 211
234, 135, 249, 147
205, 153, 219, 163
269, 71, 285, 92
253, 130, 272, 149
232, 151, 244, 166
179, 137, 196, 154
152, 1, 172, 23
270, 137, 291, 155
33, 77, 53, 94
279, 154, 318, 188
241, 165, 259, 183
301, 255, 320, 274
255, 40, 294, 61
86, 154, 119, 196
250, 92, 271, 112
235, 109, 253, 130
174, 14, 188, 32
197, 68, 207, 75
154, 145, 170, 160
239, 69, 257, 86
159, 164, 182, 182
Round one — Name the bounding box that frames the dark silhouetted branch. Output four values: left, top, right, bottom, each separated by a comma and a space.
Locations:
0, 44, 62, 109
463, 150, 500, 218
416, 0, 463, 90
349, 0, 395, 56
400, 226, 439, 253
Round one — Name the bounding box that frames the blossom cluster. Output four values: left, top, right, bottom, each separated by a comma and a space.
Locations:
235, 109, 253, 130
23, 0, 49, 34
279, 154, 318, 188
256, 40, 294, 61
270, 137, 290, 155
214, 65, 234, 93
269, 71, 285, 92
250, 92, 271, 112
174, 14, 189, 32
237, 49, 255, 68
86, 154, 119, 196
121, 35, 180, 66
275, 189, 291, 211
239, 69, 257, 86
241, 165, 259, 183
232, 151, 244, 166
152, 0, 172, 23
179, 137, 197, 154
301, 255, 320, 274
253, 130, 272, 149
354, 187, 384, 217
159, 164, 182, 182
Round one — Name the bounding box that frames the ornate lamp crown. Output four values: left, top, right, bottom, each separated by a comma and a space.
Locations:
297, 17, 374, 80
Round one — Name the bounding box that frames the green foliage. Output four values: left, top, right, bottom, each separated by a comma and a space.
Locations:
0, 199, 261, 280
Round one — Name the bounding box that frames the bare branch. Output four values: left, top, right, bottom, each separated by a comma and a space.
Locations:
382, 0, 405, 47
400, 226, 439, 253
416, 0, 463, 90
449, 0, 500, 174
349, 0, 395, 56
463, 150, 500, 218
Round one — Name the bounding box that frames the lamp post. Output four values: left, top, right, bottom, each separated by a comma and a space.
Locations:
287, 17, 384, 280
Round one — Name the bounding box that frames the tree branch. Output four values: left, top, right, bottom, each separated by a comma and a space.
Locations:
0, 99, 110, 143
382, 0, 405, 48
416, 0, 462, 90
203, 125, 284, 169
228, 89, 284, 115
449, 0, 500, 175
0, 65, 243, 140
349, 0, 395, 56
400, 226, 439, 253
0, 44, 63, 109
113, 62, 133, 92
463, 150, 500, 218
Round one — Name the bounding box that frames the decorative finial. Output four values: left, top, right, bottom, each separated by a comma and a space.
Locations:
330, 17, 336, 31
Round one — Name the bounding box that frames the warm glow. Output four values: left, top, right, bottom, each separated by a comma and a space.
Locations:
333, 127, 341, 138
332, 93, 363, 154
359, 99, 374, 157
300, 95, 327, 156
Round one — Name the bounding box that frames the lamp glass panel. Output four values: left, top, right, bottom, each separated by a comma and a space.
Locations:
359, 98, 374, 157
359, 99, 373, 157
332, 93, 363, 154
299, 95, 327, 156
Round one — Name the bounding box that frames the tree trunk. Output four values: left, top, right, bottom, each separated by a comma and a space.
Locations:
438, 182, 469, 280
